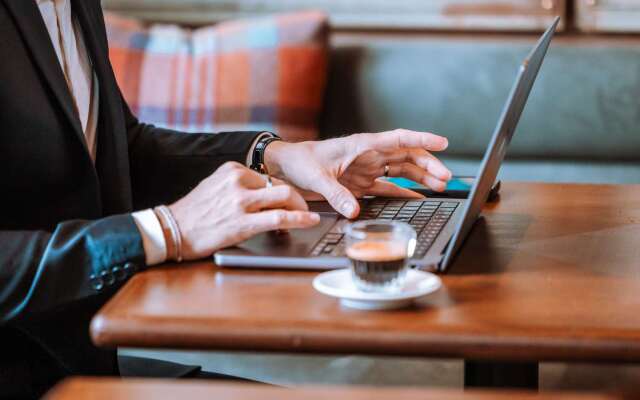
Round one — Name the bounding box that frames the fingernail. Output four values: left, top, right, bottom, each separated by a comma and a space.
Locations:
341, 201, 355, 217
442, 138, 449, 149
309, 212, 320, 222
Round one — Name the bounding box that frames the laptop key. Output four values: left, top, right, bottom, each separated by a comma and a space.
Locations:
323, 245, 335, 254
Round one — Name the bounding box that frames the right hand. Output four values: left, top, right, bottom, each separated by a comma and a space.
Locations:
169, 161, 321, 260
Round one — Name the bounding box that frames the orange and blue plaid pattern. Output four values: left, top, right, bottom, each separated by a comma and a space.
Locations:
106, 11, 328, 142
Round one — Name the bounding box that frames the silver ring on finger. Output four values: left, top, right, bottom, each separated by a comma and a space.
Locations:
383, 164, 390, 178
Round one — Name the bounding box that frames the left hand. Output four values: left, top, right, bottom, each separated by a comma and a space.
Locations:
265, 129, 452, 218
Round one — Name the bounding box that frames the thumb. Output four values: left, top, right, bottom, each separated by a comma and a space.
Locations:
318, 176, 359, 218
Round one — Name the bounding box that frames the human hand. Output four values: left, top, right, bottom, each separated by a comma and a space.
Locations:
169, 162, 320, 260
265, 129, 451, 218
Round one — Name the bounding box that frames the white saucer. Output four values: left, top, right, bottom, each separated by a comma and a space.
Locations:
313, 268, 442, 310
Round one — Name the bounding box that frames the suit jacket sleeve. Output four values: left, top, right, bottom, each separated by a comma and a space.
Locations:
0, 214, 145, 325
123, 97, 263, 209
88, 0, 263, 209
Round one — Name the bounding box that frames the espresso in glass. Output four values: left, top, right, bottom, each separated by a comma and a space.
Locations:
345, 221, 416, 293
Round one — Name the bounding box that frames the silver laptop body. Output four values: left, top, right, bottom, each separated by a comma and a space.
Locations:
215, 17, 559, 273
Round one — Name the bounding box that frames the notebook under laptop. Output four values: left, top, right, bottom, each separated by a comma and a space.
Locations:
215, 17, 559, 273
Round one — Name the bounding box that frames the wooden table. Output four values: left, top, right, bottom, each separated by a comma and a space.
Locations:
91, 183, 640, 388
44, 378, 628, 400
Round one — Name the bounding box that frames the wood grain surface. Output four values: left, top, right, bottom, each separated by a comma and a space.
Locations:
91, 183, 640, 363
44, 378, 628, 400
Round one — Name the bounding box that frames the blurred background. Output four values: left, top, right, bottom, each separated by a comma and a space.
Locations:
103, 0, 640, 185
102, 0, 640, 390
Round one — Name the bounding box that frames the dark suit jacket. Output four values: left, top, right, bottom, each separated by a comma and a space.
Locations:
0, 0, 261, 397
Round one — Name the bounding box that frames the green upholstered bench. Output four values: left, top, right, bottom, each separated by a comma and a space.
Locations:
320, 35, 640, 184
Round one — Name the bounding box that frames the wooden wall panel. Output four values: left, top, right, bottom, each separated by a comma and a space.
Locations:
102, 0, 565, 31
576, 0, 640, 33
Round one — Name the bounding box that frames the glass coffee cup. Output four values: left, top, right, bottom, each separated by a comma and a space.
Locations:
344, 220, 417, 293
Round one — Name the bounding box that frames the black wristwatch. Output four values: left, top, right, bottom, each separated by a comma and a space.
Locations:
250, 134, 281, 173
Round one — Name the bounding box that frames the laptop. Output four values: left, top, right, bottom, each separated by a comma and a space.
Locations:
215, 17, 559, 273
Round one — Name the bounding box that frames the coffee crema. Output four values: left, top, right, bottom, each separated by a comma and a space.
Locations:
345, 241, 407, 262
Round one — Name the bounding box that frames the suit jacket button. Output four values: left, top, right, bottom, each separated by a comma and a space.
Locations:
89, 274, 104, 291
112, 265, 126, 281
101, 269, 116, 286
123, 262, 137, 276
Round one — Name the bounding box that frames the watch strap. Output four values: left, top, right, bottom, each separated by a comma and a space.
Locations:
250, 134, 281, 173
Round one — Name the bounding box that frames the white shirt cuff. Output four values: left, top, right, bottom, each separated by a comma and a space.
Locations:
132, 209, 167, 266
131, 132, 272, 266
245, 132, 275, 167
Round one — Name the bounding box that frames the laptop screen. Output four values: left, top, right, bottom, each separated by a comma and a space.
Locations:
439, 17, 560, 271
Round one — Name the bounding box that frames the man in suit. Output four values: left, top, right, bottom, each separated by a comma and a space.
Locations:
0, 0, 452, 398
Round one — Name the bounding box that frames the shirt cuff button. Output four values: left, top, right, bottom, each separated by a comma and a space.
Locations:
101, 269, 116, 286
89, 274, 104, 291
112, 265, 126, 281
123, 262, 138, 276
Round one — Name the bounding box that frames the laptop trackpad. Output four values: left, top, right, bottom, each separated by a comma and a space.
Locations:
235, 213, 338, 257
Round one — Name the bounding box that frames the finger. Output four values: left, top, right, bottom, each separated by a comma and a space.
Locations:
242, 210, 321, 236
241, 171, 272, 189
338, 173, 375, 191
219, 163, 272, 189
270, 177, 291, 186
245, 185, 309, 212
270, 177, 325, 201
366, 179, 425, 199
364, 129, 449, 153
387, 163, 448, 192
381, 149, 452, 181
300, 191, 325, 201
421, 154, 452, 182
316, 175, 360, 218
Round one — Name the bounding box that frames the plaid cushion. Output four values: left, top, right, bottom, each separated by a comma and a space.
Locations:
106, 11, 328, 142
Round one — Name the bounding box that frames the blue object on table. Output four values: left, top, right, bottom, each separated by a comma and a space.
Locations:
387, 177, 474, 191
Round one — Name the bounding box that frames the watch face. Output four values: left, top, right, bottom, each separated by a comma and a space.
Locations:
251, 136, 281, 172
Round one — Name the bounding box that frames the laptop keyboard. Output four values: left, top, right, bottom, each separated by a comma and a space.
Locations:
311, 199, 459, 258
